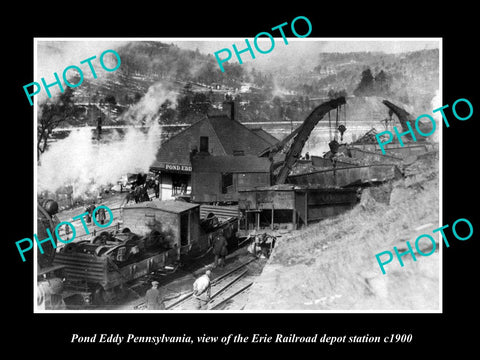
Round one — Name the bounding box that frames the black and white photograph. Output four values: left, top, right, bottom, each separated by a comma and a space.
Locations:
7, 6, 479, 355
33, 38, 442, 313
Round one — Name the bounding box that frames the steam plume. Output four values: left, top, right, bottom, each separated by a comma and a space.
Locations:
37, 81, 176, 200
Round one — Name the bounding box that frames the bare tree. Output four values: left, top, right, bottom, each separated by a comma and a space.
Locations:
37, 88, 76, 160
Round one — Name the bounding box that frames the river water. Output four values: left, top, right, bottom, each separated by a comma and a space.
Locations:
155, 122, 376, 157
248, 122, 375, 156
51, 121, 376, 157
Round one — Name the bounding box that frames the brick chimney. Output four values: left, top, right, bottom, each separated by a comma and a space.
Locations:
229, 100, 236, 121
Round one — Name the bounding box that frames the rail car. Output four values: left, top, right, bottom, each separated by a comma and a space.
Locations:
53, 200, 238, 307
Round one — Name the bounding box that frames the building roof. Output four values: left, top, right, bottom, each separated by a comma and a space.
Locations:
123, 199, 199, 213
191, 154, 271, 173
207, 115, 272, 155
249, 128, 279, 145
150, 115, 275, 171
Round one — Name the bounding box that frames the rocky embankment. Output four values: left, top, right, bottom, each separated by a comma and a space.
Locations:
245, 151, 440, 311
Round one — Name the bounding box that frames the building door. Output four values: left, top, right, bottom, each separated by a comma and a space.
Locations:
180, 212, 189, 247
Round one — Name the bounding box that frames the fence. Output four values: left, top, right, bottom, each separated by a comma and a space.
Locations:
199, 204, 240, 220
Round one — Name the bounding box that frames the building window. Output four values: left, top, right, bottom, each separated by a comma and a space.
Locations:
200, 136, 209, 152
221, 173, 233, 194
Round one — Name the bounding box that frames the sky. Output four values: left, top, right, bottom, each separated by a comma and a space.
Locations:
174, 38, 440, 55
36, 38, 440, 74
173, 38, 440, 70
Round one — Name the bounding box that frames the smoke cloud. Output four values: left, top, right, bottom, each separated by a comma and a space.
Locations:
119, 81, 177, 124
37, 81, 177, 200
37, 124, 162, 199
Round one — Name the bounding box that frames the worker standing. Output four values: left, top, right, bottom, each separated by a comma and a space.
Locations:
85, 203, 95, 223
247, 231, 262, 258
212, 233, 228, 268
260, 234, 276, 258
37, 278, 66, 310
193, 270, 212, 310
145, 281, 166, 310
37, 199, 66, 310
37, 199, 60, 269
154, 178, 160, 199
63, 223, 71, 241
96, 116, 103, 140
96, 205, 106, 225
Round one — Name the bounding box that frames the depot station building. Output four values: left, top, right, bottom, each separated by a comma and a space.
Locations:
149, 105, 277, 201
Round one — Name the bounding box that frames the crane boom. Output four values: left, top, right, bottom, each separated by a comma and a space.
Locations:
258, 121, 303, 158
273, 96, 346, 184
382, 99, 433, 141
382, 100, 416, 135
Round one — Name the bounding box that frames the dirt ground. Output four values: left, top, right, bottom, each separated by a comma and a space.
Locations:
56, 191, 126, 223
113, 245, 266, 311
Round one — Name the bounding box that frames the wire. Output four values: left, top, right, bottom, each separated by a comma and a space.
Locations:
335, 107, 339, 141
328, 111, 332, 141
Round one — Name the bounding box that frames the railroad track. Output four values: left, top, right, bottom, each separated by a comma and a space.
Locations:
209, 281, 253, 310
134, 257, 256, 310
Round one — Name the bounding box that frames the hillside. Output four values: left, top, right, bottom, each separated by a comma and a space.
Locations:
39, 42, 439, 159
70, 41, 249, 107
245, 152, 440, 311
41, 42, 438, 125
276, 49, 439, 114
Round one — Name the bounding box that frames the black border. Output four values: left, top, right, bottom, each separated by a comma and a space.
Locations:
7, 5, 479, 355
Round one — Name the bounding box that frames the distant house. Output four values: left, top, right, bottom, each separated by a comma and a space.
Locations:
239, 84, 252, 93
150, 106, 277, 200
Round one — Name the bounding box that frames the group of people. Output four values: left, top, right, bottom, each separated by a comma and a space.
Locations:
123, 176, 161, 206
125, 184, 151, 204
83, 202, 107, 224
